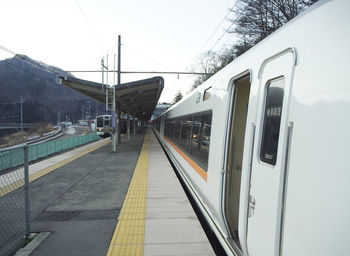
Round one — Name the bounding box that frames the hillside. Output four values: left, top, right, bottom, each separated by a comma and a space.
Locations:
0, 55, 107, 125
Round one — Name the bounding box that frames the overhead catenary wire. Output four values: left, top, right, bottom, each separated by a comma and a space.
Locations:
65, 70, 211, 75
0, 45, 16, 56
123, 44, 174, 72
191, 0, 253, 72
0, 101, 21, 105
0, 44, 61, 82
194, 0, 241, 59
74, 0, 105, 52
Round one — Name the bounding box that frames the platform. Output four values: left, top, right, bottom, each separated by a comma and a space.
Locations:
15, 128, 215, 255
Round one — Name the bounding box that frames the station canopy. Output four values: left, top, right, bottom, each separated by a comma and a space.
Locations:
59, 76, 164, 120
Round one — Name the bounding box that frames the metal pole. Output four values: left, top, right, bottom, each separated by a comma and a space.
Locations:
111, 54, 117, 152
118, 35, 121, 86
116, 102, 120, 144
87, 102, 91, 120
57, 111, 60, 126
24, 144, 30, 237
106, 55, 109, 111
106, 54, 109, 86
127, 113, 130, 140
101, 58, 104, 93
133, 115, 136, 135
117, 35, 121, 144
20, 96, 23, 143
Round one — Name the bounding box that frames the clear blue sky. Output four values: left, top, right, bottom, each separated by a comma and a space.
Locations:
0, 0, 238, 102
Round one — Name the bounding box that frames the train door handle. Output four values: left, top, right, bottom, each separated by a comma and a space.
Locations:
248, 195, 256, 217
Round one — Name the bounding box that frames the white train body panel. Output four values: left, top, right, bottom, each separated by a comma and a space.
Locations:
154, 0, 350, 255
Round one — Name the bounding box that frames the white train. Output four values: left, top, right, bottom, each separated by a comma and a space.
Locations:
153, 1, 350, 255
95, 115, 112, 137
95, 114, 137, 137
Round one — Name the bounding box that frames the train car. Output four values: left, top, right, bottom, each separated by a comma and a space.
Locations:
95, 114, 133, 137
153, 0, 350, 255
95, 115, 111, 137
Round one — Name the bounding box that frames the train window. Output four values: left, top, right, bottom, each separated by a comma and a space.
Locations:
170, 119, 176, 138
191, 113, 212, 169
180, 116, 192, 152
97, 117, 103, 127
163, 112, 213, 171
260, 78, 285, 165
164, 119, 171, 137
174, 118, 181, 144
156, 119, 161, 131
203, 87, 213, 101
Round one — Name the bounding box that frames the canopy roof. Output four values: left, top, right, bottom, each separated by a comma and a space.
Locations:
59, 76, 164, 120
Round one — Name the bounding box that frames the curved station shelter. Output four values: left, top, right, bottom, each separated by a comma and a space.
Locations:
59, 75, 164, 147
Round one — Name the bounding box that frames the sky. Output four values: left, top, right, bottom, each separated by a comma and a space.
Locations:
0, 0, 239, 103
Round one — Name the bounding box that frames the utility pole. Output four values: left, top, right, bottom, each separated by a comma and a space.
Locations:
117, 35, 121, 144
57, 111, 60, 126
101, 58, 104, 94
86, 101, 91, 120
20, 96, 23, 143
111, 53, 117, 152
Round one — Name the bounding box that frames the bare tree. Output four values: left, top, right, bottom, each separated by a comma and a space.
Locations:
191, 50, 233, 91
190, 0, 318, 91
229, 0, 319, 56
172, 90, 183, 105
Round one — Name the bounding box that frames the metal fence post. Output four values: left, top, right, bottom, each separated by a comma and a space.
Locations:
24, 144, 30, 238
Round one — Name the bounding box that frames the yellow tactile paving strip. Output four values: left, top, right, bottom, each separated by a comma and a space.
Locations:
0, 139, 111, 198
106, 133, 149, 256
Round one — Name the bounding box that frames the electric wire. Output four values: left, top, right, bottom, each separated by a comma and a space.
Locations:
0, 44, 61, 82
195, 0, 241, 57
74, 0, 105, 51
0, 45, 16, 56
1, 58, 54, 82
0, 102, 20, 105
192, 0, 253, 72
123, 44, 174, 71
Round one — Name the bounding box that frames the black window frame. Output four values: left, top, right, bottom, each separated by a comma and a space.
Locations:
260, 77, 285, 166
164, 110, 212, 171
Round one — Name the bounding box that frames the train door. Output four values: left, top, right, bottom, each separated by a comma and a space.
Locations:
224, 73, 251, 251
104, 115, 111, 136
246, 49, 295, 255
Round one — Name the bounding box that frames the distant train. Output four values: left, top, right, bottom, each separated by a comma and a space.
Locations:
153, 1, 350, 255
95, 115, 111, 137
95, 114, 135, 137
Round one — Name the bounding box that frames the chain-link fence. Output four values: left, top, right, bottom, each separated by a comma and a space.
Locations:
0, 133, 99, 173
0, 144, 29, 256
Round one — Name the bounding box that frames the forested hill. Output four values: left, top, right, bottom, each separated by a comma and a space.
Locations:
0, 55, 105, 124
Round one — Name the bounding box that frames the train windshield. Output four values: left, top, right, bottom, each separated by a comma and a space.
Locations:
96, 117, 103, 127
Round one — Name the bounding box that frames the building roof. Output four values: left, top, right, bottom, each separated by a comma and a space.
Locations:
59, 76, 164, 120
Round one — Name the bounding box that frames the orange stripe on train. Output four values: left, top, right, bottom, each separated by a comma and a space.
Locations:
164, 137, 207, 182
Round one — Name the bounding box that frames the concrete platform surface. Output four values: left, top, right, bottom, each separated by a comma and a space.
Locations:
144, 130, 215, 256
28, 132, 145, 256
106, 129, 215, 256
11, 128, 216, 255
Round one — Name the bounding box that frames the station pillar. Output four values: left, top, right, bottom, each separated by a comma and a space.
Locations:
116, 102, 121, 144
127, 113, 130, 140
133, 115, 137, 135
